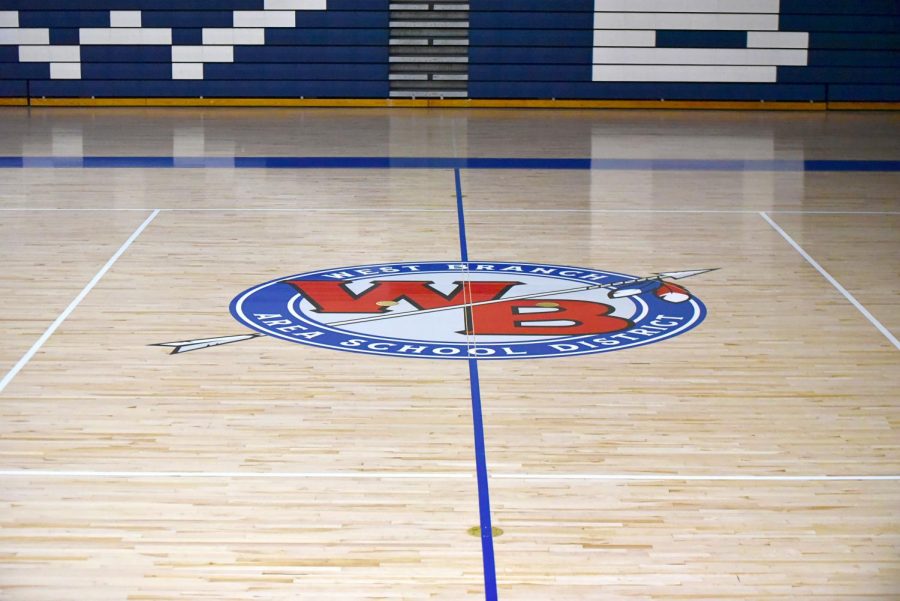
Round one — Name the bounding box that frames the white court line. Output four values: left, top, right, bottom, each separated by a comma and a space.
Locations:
0, 209, 161, 394
492, 473, 900, 482
0, 470, 472, 479
760, 211, 900, 350
160, 208, 458, 213
466, 209, 900, 215
0, 470, 897, 481
0, 208, 152, 211
0, 207, 458, 213
0, 208, 458, 213
765, 210, 900, 215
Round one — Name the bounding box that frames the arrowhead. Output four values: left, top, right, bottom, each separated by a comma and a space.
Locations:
653, 269, 718, 280
151, 334, 262, 355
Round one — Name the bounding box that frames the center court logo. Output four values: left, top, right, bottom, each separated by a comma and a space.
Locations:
228, 261, 712, 360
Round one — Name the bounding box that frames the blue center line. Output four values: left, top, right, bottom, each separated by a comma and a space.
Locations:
468, 359, 499, 600
1, 156, 899, 172
455, 167, 499, 601
455, 168, 470, 263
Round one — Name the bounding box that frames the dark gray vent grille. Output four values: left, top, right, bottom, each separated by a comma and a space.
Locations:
389, 1, 469, 98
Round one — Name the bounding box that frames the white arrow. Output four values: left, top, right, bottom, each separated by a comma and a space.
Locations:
653, 269, 718, 280
610, 269, 718, 298
152, 268, 717, 353
151, 334, 262, 355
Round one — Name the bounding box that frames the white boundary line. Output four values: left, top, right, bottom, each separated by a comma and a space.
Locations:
0, 209, 161, 394
760, 211, 900, 350
0, 208, 458, 213
754, 210, 900, 215
492, 473, 900, 482
0, 470, 472, 479
0, 470, 897, 481
0, 208, 152, 211
467, 209, 900, 215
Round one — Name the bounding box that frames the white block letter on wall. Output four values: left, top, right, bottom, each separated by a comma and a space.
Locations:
593, 0, 809, 83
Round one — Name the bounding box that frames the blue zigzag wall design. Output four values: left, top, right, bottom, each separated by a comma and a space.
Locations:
0, 0, 897, 102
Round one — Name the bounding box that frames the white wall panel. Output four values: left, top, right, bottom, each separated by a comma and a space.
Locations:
748, 31, 809, 49
109, 11, 142, 28
172, 63, 204, 80
594, 0, 780, 14
594, 12, 779, 31
203, 28, 266, 45
595, 48, 808, 66
0, 11, 19, 27
265, 0, 327, 9
49, 62, 81, 79
137, 28, 172, 45
592, 64, 777, 82
593, 30, 655, 47
80, 28, 171, 45
172, 45, 234, 63
19, 45, 80, 62
0, 28, 49, 45
233, 11, 296, 28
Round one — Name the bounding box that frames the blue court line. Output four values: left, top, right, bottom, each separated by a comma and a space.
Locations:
1, 156, 898, 171
467, 359, 499, 601
455, 168, 470, 263
455, 167, 499, 601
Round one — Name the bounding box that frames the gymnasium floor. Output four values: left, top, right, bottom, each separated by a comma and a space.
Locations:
0, 107, 898, 600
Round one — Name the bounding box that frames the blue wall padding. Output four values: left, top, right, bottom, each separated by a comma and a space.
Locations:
0, 0, 896, 101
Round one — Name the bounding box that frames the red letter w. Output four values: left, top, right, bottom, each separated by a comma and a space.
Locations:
284, 280, 521, 314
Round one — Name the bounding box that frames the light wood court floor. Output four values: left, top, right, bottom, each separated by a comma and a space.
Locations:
0, 108, 898, 600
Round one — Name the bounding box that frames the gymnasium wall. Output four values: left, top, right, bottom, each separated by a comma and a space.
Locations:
0, 0, 389, 100
473, 0, 899, 103
0, 0, 897, 105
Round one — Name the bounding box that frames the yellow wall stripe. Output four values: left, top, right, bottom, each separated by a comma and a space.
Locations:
827, 102, 900, 111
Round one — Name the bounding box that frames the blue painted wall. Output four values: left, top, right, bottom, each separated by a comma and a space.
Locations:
0, 0, 897, 101
0, 0, 389, 98
470, 0, 900, 102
